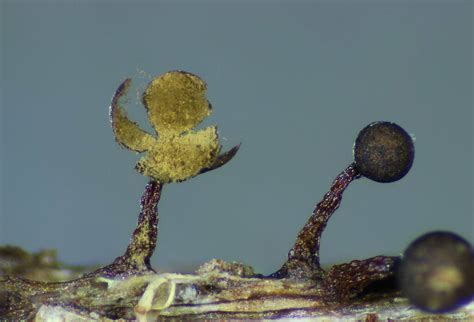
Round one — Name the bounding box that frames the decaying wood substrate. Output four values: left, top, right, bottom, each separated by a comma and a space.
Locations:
3, 258, 474, 321
2, 72, 473, 320
2, 176, 472, 320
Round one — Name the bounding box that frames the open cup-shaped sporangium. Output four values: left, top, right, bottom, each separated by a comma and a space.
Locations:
110, 71, 238, 183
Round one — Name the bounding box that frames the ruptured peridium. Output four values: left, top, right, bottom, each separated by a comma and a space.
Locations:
397, 231, 474, 313
110, 71, 239, 183
353, 121, 414, 183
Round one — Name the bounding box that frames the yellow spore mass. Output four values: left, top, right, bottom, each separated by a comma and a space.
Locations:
110, 71, 229, 183
136, 126, 219, 183
143, 71, 211, 135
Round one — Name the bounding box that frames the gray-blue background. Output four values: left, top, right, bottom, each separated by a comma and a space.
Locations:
1, 1, 472, 274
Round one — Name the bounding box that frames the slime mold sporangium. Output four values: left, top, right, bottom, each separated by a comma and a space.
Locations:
1, 71, 472, 321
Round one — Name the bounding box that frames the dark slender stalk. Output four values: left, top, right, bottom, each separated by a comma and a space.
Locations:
272, 163, 360, 279
89, 180, 163, 277
122, 180, 163, 268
